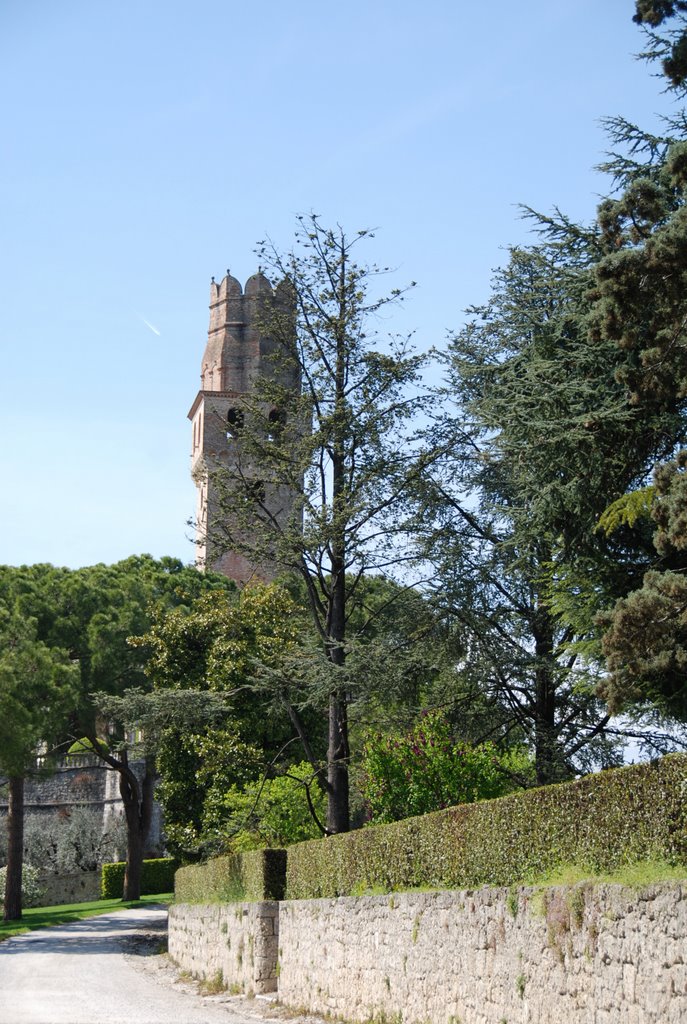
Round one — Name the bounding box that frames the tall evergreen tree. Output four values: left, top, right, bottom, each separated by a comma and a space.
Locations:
421, 225, 682, 783
584, 4, 687, 721
207, 215, 433, 832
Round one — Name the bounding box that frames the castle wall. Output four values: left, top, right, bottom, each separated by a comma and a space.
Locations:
0, 758, 164, 856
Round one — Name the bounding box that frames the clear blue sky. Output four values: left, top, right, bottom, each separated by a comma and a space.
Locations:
0, 0, 677, 569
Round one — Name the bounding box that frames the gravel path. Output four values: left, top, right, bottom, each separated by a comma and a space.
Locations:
0, 906, 325, 1024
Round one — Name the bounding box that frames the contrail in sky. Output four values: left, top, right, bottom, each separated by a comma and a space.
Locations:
139, 315, 161, 336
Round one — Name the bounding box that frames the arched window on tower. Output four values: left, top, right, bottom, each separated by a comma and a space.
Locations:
267, 407, 286, 442
226, 407, 244, 440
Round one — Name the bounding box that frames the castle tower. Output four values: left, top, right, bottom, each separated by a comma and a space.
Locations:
188, 270, 299, 583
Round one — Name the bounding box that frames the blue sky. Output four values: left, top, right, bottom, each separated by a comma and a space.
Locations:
0, 0, 677, 569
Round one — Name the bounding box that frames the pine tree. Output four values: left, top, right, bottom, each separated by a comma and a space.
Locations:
421, 224, 683, 782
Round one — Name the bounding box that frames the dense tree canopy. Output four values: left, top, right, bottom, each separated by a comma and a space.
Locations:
0, 556, 232, 899
418, 240, 611, 782
0, 605, 80, 919
136, 582, 324, 856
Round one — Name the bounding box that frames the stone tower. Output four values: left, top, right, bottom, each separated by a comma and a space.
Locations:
188, 270, 299, 583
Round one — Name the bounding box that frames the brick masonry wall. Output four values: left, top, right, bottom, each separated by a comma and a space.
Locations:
275, 883, 687, 1023
168, 901, 279, 995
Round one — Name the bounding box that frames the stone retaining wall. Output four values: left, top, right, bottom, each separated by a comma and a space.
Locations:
169, 882, 686, 1022
168, 901, 279, 994
277, 883, 687, 1024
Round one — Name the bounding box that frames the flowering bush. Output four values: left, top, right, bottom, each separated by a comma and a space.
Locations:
359, 710, 532, 823
0, 863, 44, 908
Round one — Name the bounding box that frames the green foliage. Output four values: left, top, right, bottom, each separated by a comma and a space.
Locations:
424, 72, 687, 768
101, 861, 126, 899
0, 605, 80, 777
174, 849, 286, 903
154, 730, 209, 860
589, 137, 687, 410
584, 101, 687, 723
600, 453, 687, 718
135, 584, 300, 699
100, 857, 178, 899
600, 569, 687, 718
423, 238, 646, 784
183, 728, 265, 854
285, 755, 687, 898
212, 762, 327, 850
633, 2, 687, 89
359, 711, 531, 823
6, 556, 230, 706
0, 865, 43, 909
142, 583, 315, 859
0, 556, 232, 905
67, 737, 109, 757
210, 215, 436, 833
596, 486, 656, 536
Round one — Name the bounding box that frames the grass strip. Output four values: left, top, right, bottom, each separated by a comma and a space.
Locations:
0, 891, 173, 942
524, 860, 687, 889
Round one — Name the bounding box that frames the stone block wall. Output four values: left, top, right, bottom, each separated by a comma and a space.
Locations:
275, 883, 687, 1024
168, 901, 279, 994
36, 871, 101, 907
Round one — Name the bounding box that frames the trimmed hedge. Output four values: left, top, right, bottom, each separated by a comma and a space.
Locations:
174, 848, 286, 904
101, 857, 178, 899
286, 754, 687, 899
67, 736, 108, 756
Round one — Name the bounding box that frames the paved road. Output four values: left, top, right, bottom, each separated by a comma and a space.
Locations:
0, 906, 302, 1024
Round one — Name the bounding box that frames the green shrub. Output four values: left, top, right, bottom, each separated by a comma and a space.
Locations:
101, 857, 178, 899
0, 864, 44, 908
286, 754, 687, 898
23, 808, 126, 874
174, 848, 286, 903
211, 762, 327, 850
67, 736, 109, 756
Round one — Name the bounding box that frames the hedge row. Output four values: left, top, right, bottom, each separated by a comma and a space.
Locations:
101, 857, 178, 899
174, 848, 286, 904
285, 754, 687, 899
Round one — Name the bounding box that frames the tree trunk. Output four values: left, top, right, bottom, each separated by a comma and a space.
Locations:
326, 560, 350, 832
119, 754, 155, 901
324, 283, 352, 835
326, 454, 350, 832
122, 795, 144, 901
327, 689, 350, 833
4, 776, 25, 922
533, 609, 559, 786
